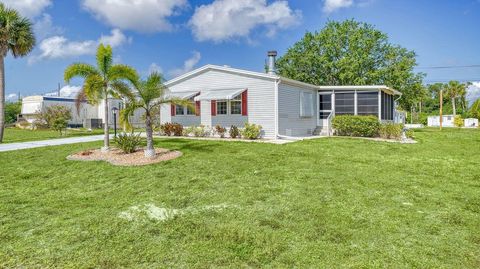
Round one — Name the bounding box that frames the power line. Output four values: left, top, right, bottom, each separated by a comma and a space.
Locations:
415, 64, 480, 70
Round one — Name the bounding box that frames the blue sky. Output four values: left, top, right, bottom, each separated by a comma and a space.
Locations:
3, 0, 480, 102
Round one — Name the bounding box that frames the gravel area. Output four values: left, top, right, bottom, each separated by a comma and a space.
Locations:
67, 148, 182, 166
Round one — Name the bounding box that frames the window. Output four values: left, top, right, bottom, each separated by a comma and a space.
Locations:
381, 91, 394, 120
175, 105, 185, 116
319, 94, 332, 111
217, 100, 227, 115
230, 95, 242, 115
357, 91, 378, 116
335, 92, 354, 115
186, 98, 195, 115
300, 91, 314, 117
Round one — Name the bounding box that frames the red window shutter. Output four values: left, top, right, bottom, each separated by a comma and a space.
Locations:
171, 104, 175, 116
211, 100, 216, 116
241, 90, 248, 116
195, 101, 201, 116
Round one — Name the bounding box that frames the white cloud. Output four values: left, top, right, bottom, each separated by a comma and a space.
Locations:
29, 29, 130, 63
189, 0, 301, 42
6, 93, 18, 102
148, 63, 163, 75
34, 13, 64, 40
467, 82, 480, 106
323, 0, 354, 13
1, 0, 51, 18
44, 85, 82, 98
82, 0, 188, 33
169, 51, 201, 77
99, 29, 131, 47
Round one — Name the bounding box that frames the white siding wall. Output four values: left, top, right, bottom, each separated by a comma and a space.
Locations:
278, 83, 317, 136
165, 70, 276, 138
212, 115, 247, 128
200, 100, 211, 126
172, 115, 200, 126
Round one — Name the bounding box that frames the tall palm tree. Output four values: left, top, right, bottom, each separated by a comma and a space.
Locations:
0, 3, 35, 143
445, 80, 467, 116
65, 44, 138, 152
120, 72, 191, 158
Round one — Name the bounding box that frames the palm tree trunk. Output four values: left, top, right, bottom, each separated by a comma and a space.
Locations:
144, 110, 155, 158
0, 56, 4, 143
102, 96, 110, 152
452, 97, 456, 117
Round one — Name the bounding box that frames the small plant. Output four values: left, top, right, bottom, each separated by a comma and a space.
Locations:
193, 125, 210, 137
241, 123, 262, 140
51, 117, 69, 135
215, 125, 227, 138
379, 123, 403, 140
406, 129, 415, 139
161, 123, 183, 136
115, 132, 142, 154
34, 105, 72, 130
454, 116, 464, 127
229, 125, 240, 139
183, 126, 195, 137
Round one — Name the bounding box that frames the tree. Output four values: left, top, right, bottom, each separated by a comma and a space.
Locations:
34, 105, 72, 130
276, 19, 425, 111
64, 44, 138, 152
469, 99, 480, 120
444, 80, 467, 116
5, 101, 20, 124
0, 3, 35, 142
120, 72, 191, 158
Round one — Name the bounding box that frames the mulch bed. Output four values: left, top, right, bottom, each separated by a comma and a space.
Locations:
67, 148, 182, 166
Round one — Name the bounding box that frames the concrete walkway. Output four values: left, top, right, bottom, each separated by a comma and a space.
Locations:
0, 135, 111, 152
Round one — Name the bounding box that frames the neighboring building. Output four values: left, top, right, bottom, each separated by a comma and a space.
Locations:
160, 52, 402, 139
427, 115, 455, 127
20, 95, 144, 128
464, 118, 479, 128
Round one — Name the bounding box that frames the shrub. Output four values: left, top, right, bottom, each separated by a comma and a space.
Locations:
379, 123, 403, 140
406, 129, 415, 139
52, 117, 69, 135
241, 123, 262, 140
115, 132, 142, 154
193, 125, 210, 137
215, 125, 227, 138
332, 115, 380, 137
454, 116, 464, 127
229, 125, 240, 139
183, 126, 195, 137
35, 105, 72, 129
161, 123, 183, 136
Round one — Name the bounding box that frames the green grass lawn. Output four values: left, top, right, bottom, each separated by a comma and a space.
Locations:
1, 128, 106, 143
0, 128, 479, 267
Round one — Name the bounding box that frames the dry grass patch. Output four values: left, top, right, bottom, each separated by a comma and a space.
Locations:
67, 148, 182, 166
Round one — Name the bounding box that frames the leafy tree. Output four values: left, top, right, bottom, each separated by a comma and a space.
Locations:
5, 101, 21, 124
0, 3, 35, 142
64, 44, 138, 152
276, 19, 424, 111
35, 105, 72, 129
444, 80, 467, 116
120, 72, 191, 158
469, 99, 480, 119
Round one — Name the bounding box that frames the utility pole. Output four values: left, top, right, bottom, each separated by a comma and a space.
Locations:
439, 89, 443, 130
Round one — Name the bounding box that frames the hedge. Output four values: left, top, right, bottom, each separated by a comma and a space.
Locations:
332, 115, 380, 137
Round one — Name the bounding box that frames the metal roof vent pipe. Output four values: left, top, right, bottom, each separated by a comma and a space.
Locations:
267, 50, 277, 75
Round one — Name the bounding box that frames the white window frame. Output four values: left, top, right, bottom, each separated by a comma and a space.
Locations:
230, 94, 242, 115
300, 90, 314, 118
216, 100, 228, 115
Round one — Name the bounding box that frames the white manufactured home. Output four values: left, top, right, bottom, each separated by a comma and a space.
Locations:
427, 115, 455, 127
20, 95, 144, 128
160, 52, 402, 139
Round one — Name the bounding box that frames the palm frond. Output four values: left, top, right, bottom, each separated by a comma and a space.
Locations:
64, 63, 100, 83
108, 64, 139, 87
96, 44, 113, 75
83, 74, 105, 100
110, 80, 135, 101
9, 17, 35, 57
151, 97, 194, 110
120, 102, 142, 131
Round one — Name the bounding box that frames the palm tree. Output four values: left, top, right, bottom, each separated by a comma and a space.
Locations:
65, 44, 138, 152
0, 3, 35, 143
120, 72, 191, 158
445, 80, 467, 116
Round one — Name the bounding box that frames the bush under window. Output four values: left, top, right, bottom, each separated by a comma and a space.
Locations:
241, 123, 262, 140
332, 115, 380, 137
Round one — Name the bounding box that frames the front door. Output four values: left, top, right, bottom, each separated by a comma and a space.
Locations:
317, 92, 332, 127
